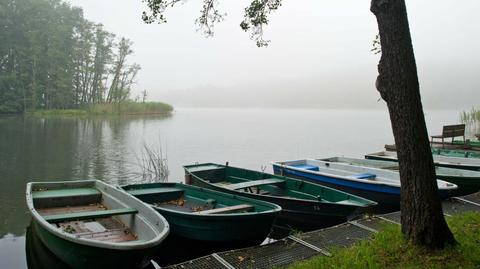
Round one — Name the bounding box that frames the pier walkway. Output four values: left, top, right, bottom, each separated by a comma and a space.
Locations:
162, 192, 480, 269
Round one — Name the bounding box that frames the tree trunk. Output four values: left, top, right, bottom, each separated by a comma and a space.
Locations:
370, 0, 455, 249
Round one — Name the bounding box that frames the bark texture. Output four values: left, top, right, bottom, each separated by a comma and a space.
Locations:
370, 0, 455, 248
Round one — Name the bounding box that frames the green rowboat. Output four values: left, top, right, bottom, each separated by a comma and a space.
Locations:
320, 156, 480, 196
122, 182, 281, 246
183, 163, 377, 232
453, 140, 480, 147
26, 180, 169, 269
432, 148, 480, 159
366, 150, 480, 171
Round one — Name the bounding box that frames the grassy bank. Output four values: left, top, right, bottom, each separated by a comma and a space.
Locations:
289, 212, 480, 269
27, 102, 173, 117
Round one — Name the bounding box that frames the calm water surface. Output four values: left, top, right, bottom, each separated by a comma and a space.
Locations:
0, 108, 462, 268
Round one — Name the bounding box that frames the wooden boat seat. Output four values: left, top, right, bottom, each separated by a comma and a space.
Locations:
32, 188, 101, 199
32, 188, 102, 208
196, 204, 254, 214
225, 178, 285, 190
126, 187, 184, 197
43, 207, 138, 223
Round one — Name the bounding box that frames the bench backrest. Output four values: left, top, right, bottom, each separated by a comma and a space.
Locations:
442, 124, 465, 138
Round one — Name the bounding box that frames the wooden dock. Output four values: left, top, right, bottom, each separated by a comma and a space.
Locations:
161, 192, 480, 269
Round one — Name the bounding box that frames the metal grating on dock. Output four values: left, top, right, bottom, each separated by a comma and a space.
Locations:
164, 255, 228, 269
355, 216, 391, 231
296, 222, 373, 250
217, 237, 319, 269
378, 211, 401, 224
164, 192, 480, 269
461, 192, 480, 204
442, 198, 480, 215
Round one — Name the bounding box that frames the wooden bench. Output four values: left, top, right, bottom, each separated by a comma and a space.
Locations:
431, 124, 465, 147
43, 207, 138, 223
196, 204, 254, 214
224, 178, 285, 190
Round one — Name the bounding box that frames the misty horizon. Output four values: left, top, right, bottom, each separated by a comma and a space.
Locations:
69, 0, 479, 111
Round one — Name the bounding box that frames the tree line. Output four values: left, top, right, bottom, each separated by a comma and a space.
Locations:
0, 0, 140, 113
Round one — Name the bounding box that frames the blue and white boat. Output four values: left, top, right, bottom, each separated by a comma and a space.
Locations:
272, 159, 457, 208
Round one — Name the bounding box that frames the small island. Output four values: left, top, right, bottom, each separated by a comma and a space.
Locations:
26, 102, 173, 117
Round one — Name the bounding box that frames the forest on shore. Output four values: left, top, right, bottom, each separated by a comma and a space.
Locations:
0, 0, 162, 114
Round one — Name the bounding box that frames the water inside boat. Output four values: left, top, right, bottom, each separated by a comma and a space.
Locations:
33, 187, 138, 243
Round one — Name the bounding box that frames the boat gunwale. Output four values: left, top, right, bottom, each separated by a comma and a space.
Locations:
322, 156, 480, 179
312, 157, 458, 189
183, 163, 377, 207
272, 159, 458, 191
26, 180, 169, 250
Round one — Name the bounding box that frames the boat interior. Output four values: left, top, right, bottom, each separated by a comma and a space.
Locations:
124, 184, 258, 214
185, 164, 372, 205
320, 157, 400, 170
278, 159, 401, 183
32, 186, 139, 243
277, 159, 457, 189
321, 157, 480, 177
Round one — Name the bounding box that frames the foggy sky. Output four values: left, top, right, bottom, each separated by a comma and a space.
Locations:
68, 0, 480, 110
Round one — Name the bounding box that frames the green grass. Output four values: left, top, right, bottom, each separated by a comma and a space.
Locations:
288, 212, 480, 269
27, 102, 173, 117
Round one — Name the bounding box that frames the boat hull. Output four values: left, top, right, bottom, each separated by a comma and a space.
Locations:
186, 169, 374, 231
435, 174, 480, 196
123, 183, 281, 246
155, 208, 275, 245
321, 156, 480, 197
272, 165, 453, 209
365, 153, 480, 171
32, 220, 158, 269
26, 180, 169, 269
272, 165, 400, 208
189, 176, 356, 231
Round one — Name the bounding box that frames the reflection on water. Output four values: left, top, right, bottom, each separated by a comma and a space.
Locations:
0, 115, 171, 238
0, 234, 26, 268
25, 223, 70, 269
0, 108, 463, 268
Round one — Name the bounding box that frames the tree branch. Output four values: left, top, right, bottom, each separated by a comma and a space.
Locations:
141, 0, 283, 47
241, 0, 282, 47
195, 0, 225, 37
142, 0, 183, 24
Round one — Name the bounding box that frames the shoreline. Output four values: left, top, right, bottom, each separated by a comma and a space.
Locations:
13, 102, 174, 117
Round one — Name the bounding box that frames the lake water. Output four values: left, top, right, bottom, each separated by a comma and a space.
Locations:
0, 108, 464, 268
